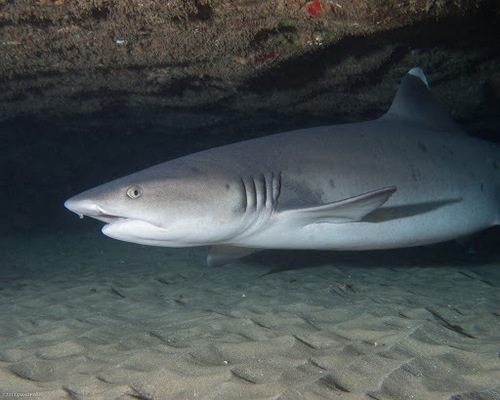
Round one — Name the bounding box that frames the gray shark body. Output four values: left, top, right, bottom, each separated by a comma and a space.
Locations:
64, 69, 500, 266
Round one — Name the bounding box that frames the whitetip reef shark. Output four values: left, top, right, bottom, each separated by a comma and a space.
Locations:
64, 68, 500, 266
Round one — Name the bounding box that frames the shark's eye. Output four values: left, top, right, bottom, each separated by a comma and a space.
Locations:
126, 186, 143, 199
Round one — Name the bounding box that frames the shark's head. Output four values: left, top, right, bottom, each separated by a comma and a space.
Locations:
64, 160, 248, 247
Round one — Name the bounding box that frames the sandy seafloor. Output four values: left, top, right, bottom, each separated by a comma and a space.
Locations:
0, 231, 499, 400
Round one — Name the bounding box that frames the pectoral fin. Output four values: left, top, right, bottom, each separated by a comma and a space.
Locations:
279, 186, 397, 224
207, 187, 396, 266
207, 246, 259, 267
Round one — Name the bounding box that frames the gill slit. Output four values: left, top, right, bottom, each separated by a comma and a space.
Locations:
241, 172, 282, 214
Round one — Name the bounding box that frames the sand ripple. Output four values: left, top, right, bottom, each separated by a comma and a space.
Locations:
0, 234, 499, 399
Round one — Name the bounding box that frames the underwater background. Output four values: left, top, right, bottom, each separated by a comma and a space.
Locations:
1, 1, 500, 398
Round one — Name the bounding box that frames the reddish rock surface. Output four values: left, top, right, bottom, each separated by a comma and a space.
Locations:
1, 0, 497, 124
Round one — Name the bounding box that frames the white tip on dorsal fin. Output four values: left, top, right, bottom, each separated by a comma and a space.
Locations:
408, 67, 430, 88
383, 67, 463, 133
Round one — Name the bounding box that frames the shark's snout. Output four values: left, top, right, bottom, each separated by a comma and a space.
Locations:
64, 196, 109, 222
64, 196, 95, 217
64, 196, 121, 224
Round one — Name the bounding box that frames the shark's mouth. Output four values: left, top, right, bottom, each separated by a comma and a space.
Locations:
78, 205, 132, 225
101, 217, 171, 245
64, 199, 168, 243
92, 213, 127, 224
93, 210, 164, 232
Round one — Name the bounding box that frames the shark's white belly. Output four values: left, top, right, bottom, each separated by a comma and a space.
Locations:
229, 198, 496, 250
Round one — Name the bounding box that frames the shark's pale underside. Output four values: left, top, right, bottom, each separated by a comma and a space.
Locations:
64, 68, 500, 266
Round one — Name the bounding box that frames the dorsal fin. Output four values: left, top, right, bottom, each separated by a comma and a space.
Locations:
382, 67, 463, 133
